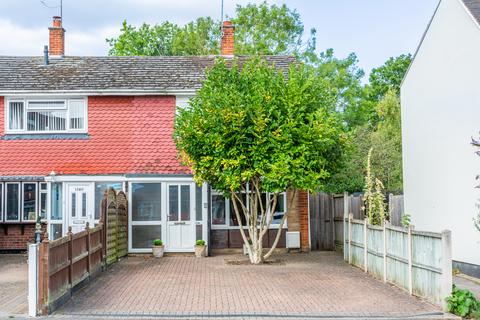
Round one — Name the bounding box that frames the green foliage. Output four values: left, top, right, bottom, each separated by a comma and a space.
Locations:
107, 18, 220, 56
232, 1, 308, 55
174, 57, 346, 195
446, 285, 480, 318
363, 149, 387, 225
306, 49, 367, 129
153, 239, 163, 246
401, 213, 411, 227
367, 54, 412, 103
196, 239, 206, 246
107, 2, 313, 57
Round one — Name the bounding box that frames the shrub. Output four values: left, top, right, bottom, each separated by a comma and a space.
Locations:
152, 239, 163, 246
401, 213, 411, 227
196, 239, 206, 246
446, 285, 480, 318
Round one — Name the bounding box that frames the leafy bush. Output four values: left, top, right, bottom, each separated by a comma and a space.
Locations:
152, 239, 163, 246
446, 285, 480, 318
196, 239, 206, 246
401, 214, 411, 227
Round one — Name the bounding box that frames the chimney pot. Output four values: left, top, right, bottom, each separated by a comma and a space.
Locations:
221, 20, 235, 56
52, 16, 62, 28
49, 16, 65, 57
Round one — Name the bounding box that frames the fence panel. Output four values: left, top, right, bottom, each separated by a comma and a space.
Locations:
343, 218, 451, 309
116, 191, 128, 258
106, 188, 118, 265
37, 224, 104, 315
386, 226, 409, 290
389, 194, 404, 227
411, 231, 443, 304
350, 219, 365, 269
367, 225, 384, 280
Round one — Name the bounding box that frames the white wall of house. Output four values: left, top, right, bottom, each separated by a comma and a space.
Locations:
402, 0, 480, 265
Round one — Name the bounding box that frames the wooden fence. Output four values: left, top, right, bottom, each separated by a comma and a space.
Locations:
310, 192, 405, 252
344, 214, 452, 309
101, 188, 128, 265
37, 223, 104, 314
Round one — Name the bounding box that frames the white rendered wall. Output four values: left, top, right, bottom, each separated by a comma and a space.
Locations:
402, 0, 480, 265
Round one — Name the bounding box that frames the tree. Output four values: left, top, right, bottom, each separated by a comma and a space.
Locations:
107, 2, 315, 57
174, 58, 346, 264
231, 1, 308, 55
325, 89, 403, 194
107, 18, 219, 56
308, 49, 367, 129
367, 54, 412, 103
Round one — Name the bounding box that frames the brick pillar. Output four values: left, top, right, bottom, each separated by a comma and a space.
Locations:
221, 21, 235, 56
287, 189, 310, 251
49, 16, 65, 56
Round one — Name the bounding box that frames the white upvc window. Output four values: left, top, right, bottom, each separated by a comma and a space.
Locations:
211, 191, 287, 229
5, 98, 87, 133
1, 181, 48, 223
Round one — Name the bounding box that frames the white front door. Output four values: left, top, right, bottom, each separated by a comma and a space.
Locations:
67, 183, 94, 234
166, 183, 195, 252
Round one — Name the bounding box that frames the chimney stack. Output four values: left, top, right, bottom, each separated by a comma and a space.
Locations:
49, 16, 65, 57
220, 21, 235, 56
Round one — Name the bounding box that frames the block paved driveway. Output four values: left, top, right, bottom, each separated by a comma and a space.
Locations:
0, 254, 28, 317
55, 251, 444, 319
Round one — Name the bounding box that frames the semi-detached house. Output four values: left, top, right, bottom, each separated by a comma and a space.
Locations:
0, 17, 310, 254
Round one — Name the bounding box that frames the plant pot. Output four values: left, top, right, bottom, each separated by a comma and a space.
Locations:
195, 245, 207, 258
152, 245, 164, 258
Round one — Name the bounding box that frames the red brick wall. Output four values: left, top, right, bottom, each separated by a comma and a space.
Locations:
287, 189, 310, 251
0, 223, 46, 251
0, 96, 190, 176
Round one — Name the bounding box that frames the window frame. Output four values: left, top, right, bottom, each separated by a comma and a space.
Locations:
22, 182, 38, 222
210, 190, 287, 230
5, 97, 88, 134
1, 181, 48, 223
4, 182, 21, 222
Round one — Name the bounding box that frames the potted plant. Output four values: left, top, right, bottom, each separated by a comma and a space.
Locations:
152, 239, 164, 258
195, 239, 207, 258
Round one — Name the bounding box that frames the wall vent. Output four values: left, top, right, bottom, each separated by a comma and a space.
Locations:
286, 231, 300, 249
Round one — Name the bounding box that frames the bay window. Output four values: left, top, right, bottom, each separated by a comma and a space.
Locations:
6, 98, 87, 133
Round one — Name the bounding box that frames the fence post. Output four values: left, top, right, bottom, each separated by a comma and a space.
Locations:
348, 213, 353, 265
364, 219, 368, 272
37, 233, 49, 315
343, 192, 349, 261
441, 230, 452, 311
383, 221, 387, 283
28, 243, 38, 317
407, 225, 414, 295
86, 222, 91, 276
67, 226, 73, 288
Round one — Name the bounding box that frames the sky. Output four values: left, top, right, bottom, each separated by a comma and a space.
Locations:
0, 0, 439, 78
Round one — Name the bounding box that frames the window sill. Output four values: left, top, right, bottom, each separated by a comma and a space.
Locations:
2, 133, 90, 140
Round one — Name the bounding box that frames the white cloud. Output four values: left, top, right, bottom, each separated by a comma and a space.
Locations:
0, 19, 47, 56
0, 18, 119, 56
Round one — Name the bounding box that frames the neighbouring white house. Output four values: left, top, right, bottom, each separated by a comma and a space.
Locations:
402, 0, 480, 276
